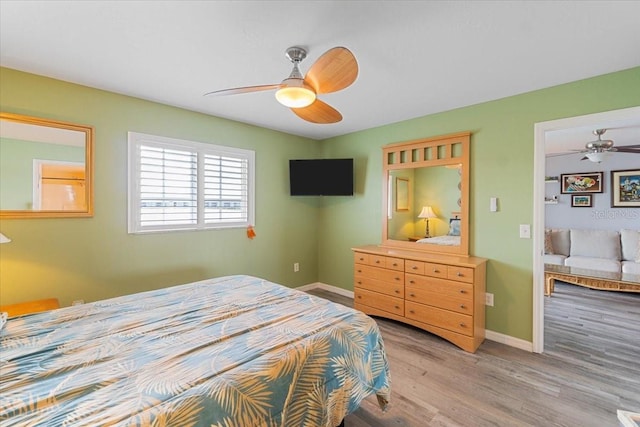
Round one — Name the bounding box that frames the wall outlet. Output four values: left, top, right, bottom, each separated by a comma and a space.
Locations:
519, 224, 531, 239
293, 262, 300, 272
72, 299, 84, 306
485, 293, 494, 307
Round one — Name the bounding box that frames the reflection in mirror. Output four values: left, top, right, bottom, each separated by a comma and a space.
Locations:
0, 113, 93, 218
387, 165, 461, 243
382, 131, 470, 255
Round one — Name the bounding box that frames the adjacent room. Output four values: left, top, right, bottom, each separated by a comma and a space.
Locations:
1, 1, 639, 426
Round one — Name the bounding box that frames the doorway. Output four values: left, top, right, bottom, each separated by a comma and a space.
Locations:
532, 105, 640, 353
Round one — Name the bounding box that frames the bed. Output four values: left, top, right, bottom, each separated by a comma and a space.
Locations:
0, 275, 390, 426
416, 217, 461, 246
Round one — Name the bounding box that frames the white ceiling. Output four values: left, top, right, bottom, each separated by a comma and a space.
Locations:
1, 0, 640, 154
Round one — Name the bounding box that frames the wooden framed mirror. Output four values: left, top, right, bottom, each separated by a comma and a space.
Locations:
382, 131, 470, 255
0, 112, 94, 218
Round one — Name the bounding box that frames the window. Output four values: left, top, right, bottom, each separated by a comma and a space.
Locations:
128, 132, 255, 234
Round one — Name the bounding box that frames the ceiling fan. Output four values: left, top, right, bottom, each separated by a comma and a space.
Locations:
204, 46, 358, 124
550, 129, 640, 163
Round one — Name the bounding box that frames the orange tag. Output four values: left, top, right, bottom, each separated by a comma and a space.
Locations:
247, 225, 256, 239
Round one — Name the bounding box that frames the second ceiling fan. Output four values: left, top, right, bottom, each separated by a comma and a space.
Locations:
204, 46, 358, 124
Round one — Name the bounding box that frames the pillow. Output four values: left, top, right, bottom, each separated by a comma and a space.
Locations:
448, 219, 461, 236
0, 312, 7, 330
544, 229, 554, 254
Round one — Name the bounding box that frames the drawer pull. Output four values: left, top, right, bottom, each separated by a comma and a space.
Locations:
409, 310, 415, 314
394, 290, 400, 294
394, 305, 400, 309
357, 281, 362, 285
459, 323, 466, 327
395, 276, 401, 281
456, 272, 463, 277
392, 263, 398, 267
359, 257, 364, 261
412, 266, 418, 270
409, 293, 415, 298
459, 289, 466, 294
409, 280, 415, 284
460, 304, 466, 309
375, 260, 381, 264
433, 269, 440, 273
357, 295, 362, 299
357, 269, 362, 273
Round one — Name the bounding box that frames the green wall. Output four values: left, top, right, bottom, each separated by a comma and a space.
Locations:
319, 67, 640, 341
0, 67, 321, 307
1, 66, 639, 343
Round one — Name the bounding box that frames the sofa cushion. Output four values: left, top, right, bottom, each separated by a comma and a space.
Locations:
622, 261, 640, 275
565, 256, 621, 273
569, 229, 621, 260
543, 254, 566, 266
544, 230, 554, 254
620, 229, 640, 262
549, 229, 570, 256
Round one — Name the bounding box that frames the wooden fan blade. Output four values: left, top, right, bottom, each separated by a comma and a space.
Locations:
304, 47, 358, 94
615, 145, 640, 153
291, 99, 342, 124
204, 84, 281, 97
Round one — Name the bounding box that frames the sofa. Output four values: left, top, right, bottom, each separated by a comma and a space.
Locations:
544, 228, 640, 276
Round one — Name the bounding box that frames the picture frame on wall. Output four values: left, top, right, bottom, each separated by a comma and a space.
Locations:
611, 169, 640, 208
571, 194, 592, 208
560, 172, 603, 194
395, 177, 409, 211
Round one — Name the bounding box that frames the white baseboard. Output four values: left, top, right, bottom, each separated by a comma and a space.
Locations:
297, 283, 532, 352
485, 330, 533, 352
295, 282, 354, 298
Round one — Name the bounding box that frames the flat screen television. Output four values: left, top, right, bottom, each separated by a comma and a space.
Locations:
289, 158, 354, 196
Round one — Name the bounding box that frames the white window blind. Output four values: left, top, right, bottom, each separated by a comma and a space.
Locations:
128, 132, 254, 234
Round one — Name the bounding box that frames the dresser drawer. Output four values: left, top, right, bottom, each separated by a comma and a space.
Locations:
385, 256, 405, 271
355, 276, 404, 298
354, 252, 369, 265
405, 259, 424, 275
447, 265, 474, 283
355, 264, 404, 285
405, 274, 473, 314
423, 262, 448, 279
405, 301, 473, 336
355, 288, 404, 316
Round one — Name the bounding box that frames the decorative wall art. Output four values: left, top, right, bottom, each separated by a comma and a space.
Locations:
560, 172, 603, 194
611, 169, 640, 208
571, 194, 592, 208
395, 177, 409, 211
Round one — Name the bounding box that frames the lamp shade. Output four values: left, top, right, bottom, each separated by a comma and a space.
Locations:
0, 233, 11, 244
585, 151, 610, 163
275, 79, 316, 108
418, 206, 437, 219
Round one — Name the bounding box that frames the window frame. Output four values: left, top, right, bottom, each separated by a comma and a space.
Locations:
128, 132, 255, 234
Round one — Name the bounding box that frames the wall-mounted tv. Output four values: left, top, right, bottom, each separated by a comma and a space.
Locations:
289, 158, 354, 196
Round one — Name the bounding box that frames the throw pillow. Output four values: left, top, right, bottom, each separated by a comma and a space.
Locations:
544, 229, 554, 254
448, 219, 461, 236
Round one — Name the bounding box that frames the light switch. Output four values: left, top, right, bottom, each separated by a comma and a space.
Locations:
490, 197, 498, 212
519, 224, 531, 239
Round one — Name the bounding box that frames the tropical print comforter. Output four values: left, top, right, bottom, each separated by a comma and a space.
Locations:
0, 275, 390, 426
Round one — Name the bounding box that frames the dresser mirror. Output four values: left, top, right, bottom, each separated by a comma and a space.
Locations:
382, 132, 470, 255
0, 112, 94, 218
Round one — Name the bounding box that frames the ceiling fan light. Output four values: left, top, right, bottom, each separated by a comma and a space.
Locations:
586, 151, 610, 163
275, 79, 316, 108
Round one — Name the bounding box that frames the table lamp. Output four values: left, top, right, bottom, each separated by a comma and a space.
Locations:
418, 206, 437, 238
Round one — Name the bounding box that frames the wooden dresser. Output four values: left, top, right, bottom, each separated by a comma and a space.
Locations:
352, 245, 487, 353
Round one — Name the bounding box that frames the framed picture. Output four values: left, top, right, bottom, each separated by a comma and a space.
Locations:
560, 172, 603, 194
395, 177, 409, 211
571, 194, 592, 208
611, 169, 640, 208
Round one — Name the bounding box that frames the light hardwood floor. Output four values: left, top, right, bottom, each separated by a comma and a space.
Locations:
306, 283, 640, 427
